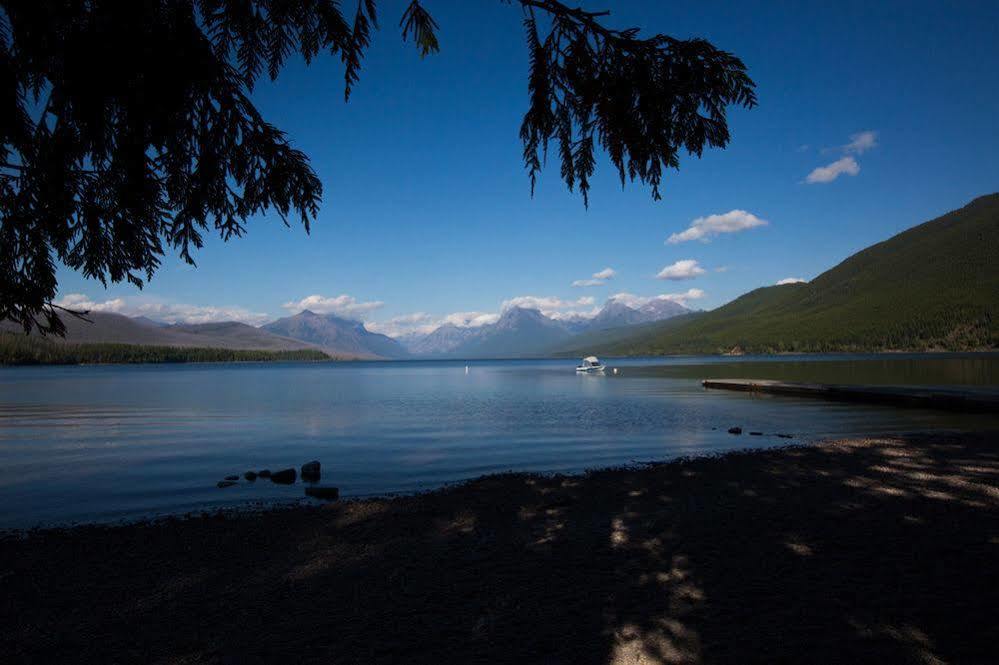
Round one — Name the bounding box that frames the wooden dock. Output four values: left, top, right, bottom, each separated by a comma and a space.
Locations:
702, 379, 999, 412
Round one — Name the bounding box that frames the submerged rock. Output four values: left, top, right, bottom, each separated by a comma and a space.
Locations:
749, 431, 763, 436
217, 480, 237, 488
777, 433, 794, 439
301, 460, 321, 480
270, 468, 296, 484
257, 469, 271, 478
305, 486, 339, 501
224, 475, 239, 481
728, 427, 743, 435
244, 471, 257, 481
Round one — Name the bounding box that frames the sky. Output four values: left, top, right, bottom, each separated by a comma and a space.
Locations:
55, 0, 999, 338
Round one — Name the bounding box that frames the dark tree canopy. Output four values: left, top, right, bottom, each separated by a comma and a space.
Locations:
0, 0, 755, 334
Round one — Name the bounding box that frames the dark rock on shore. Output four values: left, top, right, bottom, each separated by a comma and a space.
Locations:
217, 480, 237, 488
270, 468, 296, 484
305, 486, 339, 501
728, 427, 742, 435
301, 460, 321, 480
244, 471, 257, 481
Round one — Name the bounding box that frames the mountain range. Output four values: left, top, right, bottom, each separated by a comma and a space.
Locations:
0, 312, 321, 352
262, 310, 409, 359
0, 295, 691, 360
400, 297, 691, 357
5, 193, 995, 360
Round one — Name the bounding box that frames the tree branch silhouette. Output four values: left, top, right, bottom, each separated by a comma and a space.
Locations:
0, 1, 755, 334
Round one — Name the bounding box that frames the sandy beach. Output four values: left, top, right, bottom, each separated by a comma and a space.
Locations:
2, 432, 997, 664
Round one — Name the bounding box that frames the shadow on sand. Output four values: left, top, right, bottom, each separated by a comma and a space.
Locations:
2, 432, 997, 664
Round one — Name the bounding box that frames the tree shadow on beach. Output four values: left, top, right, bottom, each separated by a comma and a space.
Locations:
2, 432, 998, 664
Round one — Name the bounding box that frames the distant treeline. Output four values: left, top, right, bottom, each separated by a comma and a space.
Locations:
0, 334, 331, 365
597, 309, 998, 357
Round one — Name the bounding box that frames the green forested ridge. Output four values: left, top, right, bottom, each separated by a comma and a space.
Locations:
0, 334, 332, 365
582, 194, 999, 355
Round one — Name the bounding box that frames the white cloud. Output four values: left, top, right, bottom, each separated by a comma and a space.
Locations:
610, 289, 706, 308
366, 295, 601, 340
366, 284, 711, 340
441, 311, 500, 328
663, 288, 706, 305
572, 267, 616, 287
54, 293, 270, 325
282, 294, 384, 320
549, 307, 601, 321
776, 277, 807, 285
501, 295, 595, 315
364, 312, 435, 337
656, 259, 706, 280
365, 310, 501, 338
667, 210, 768, 244
805, 156, 860, 184
607, 293, 648, 308
805, 131, 875, 184
55, 293, 127, 314
843, 130, 877, 155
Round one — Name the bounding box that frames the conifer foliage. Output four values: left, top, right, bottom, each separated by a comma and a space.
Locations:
0, 1, 755, 334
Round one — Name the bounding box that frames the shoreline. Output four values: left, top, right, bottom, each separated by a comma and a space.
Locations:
3, 348, 998, 367
3, 431, 997, 663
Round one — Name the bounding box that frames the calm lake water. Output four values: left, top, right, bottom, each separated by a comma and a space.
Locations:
1, 354, 997, 528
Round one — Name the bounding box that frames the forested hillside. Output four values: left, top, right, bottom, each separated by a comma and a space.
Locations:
0, 335, 331, 365
587, 194, 999, 355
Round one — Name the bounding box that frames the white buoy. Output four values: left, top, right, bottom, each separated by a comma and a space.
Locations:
465, 365, 469, 375
613, 367, 619, 375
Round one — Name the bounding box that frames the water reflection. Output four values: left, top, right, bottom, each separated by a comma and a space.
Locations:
0, 355, 997, 527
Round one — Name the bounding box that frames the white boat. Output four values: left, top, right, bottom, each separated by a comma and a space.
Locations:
575, 356, 606, 373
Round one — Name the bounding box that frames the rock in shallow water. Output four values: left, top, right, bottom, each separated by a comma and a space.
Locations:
257, 469, 271, 478
301, 460, 321, 480
224, 475, 239, 481
728, 427, 743, 435
305, 486, 339, 500
217, 480, 237, 488
749, 431, 763, 436
244, 471, 257, 481
269, 468, 296, 484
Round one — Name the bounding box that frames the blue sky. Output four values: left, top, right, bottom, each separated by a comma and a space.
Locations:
56, 0, 999, 337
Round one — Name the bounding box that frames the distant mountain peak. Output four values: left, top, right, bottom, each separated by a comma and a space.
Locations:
403, 298, 689, 358
262, 310, 407, 360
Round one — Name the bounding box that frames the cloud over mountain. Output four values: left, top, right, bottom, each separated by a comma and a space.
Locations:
54, 293, 270, 325
281, 294, 384, 319
366, 311, 500, 338
610, 289, 705, 308
501, 295, 596, 316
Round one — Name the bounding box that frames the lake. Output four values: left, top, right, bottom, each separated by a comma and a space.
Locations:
1, 354, 997, 528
